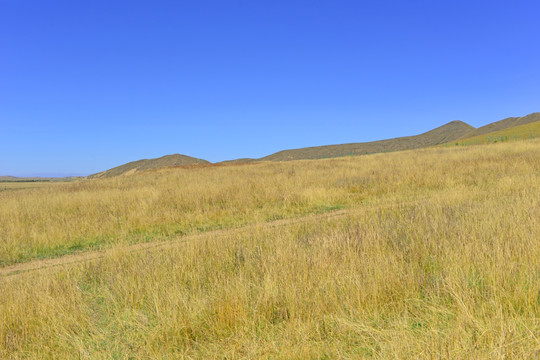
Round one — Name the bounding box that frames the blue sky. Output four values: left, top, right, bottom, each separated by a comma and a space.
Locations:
1, 0, 539, 176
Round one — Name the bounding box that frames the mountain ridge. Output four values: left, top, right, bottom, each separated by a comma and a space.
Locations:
458, 112, 540, 139
87, 112, 538, 177
260, 120, 474, 161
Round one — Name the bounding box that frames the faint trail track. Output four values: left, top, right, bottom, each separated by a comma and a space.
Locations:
0, 200, 423, 279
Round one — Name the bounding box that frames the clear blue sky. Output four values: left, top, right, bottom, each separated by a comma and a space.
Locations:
1, 0, 539, 176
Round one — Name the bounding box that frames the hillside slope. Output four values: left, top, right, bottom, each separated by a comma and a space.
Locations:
216, 158, 258, 165
89, 154, 210, 178
459, 112, 540, 139
87, 112, 538, 173
450, 120, 540, 146
261, 120, 474, 161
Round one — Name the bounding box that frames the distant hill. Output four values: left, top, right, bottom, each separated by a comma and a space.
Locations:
216, 158, 257, 165
89, 154, 210, 179
87, 112, 538, 177
450, 119, 540, 146
458, 112, 540, 139
261, 120, 475, 161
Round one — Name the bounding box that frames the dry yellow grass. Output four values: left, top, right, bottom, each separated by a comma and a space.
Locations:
1, 161, 353, 265
0, 181, 68, 192
1, 140, 539, 358
1, 142, 495, 265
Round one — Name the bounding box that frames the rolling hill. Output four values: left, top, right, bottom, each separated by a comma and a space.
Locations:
449, 119, 540, 146
216, 158, 258, 165
87, 112, 538, 176
458, 112, 540, 139
261, 120, 475, 161
89, 154, 210, 178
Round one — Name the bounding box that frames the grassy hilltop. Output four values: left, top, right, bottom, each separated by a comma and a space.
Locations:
85, 113, 539, 174
261, 120, 474, 161
1, 138, 539, 358
89, 154, 210, 178
457, 112, 540, 139
448, 120, 540, 146
260, 112, 539, 161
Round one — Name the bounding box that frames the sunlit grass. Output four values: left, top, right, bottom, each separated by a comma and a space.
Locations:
1, 141, 515, 265
1, 140, 539, 358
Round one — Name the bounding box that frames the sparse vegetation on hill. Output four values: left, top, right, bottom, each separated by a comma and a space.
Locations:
458, 112, 540, 139
1, 140, 539, 358
88, 154, 209, 178
216, 158, 258, 165
80, 112, 538, 176
446, 120, 540, 146
261, 120, 474, 161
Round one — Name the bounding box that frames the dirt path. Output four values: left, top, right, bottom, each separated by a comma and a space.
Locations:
0, 199, 422, 279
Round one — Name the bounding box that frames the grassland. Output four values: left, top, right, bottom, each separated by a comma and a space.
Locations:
1, 140, 539, 358
3, 141, 494, 266
0, 181, 60, 192
0, 179, 76, 193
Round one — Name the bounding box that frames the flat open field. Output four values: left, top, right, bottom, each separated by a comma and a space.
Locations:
1, 140, 539, 358
0, 180, 70, 193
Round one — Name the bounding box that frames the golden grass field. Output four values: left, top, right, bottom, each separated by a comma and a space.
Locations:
0, 181, 68, 193
1, 140, 539, 358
